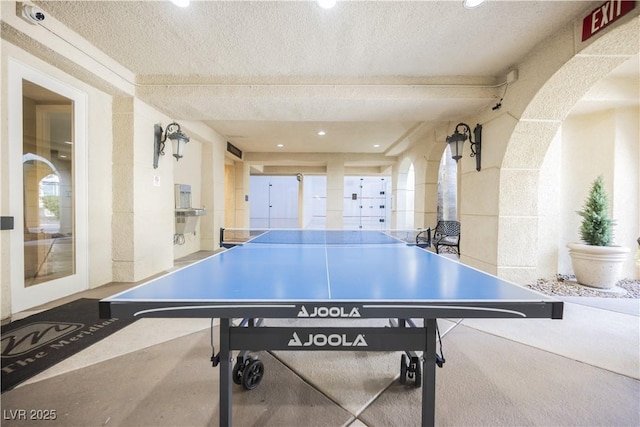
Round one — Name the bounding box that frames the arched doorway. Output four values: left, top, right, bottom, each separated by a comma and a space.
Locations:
497, 16, 639, 283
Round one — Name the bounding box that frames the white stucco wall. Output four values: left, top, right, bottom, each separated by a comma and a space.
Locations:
86, 80, 114, 288
483, 12, 637, 283
613, 107, 640, 278
560, 107, 639, 279
112, 98, 176, 282
538, 128, 562, 278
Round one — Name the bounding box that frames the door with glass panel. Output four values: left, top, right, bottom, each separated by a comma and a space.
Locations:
343, 177, 391, 229
249, 176, 299, 228
9, 62, 88, 313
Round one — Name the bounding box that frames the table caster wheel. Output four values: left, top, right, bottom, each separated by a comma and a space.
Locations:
242, 359, 265, 390
400, 354, 408, 385
408, 356, 422, 388
232, 359, 245, 385
413, 361, 422, 388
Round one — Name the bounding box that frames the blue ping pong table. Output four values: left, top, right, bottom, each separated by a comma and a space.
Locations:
100, 229, 563, 427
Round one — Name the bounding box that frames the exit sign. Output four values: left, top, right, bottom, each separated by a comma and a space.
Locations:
582, 0, 635, 41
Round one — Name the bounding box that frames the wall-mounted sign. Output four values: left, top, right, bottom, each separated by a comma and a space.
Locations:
582, 0, 635, 41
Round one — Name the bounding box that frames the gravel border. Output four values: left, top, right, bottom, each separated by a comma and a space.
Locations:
434, 247, 639, 299
525, 276, 640, 299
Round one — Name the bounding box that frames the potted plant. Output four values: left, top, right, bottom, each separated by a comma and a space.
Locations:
566, 176, 630, 289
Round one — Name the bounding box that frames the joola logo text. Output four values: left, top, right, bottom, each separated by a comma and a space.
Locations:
287, 332, 368, 347
297, 306, 361, 318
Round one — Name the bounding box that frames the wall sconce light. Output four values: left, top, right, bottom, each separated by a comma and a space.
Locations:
446, 122, 482, 171
153, 122, 190, 169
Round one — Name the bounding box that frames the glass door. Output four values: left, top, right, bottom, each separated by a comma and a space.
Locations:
9, 61, 88, 313
249, 176, 299, 228
23, 89, 74, 287
343, 177, 391, 229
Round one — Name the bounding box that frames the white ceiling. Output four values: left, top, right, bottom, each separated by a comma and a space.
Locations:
31, 1, 636, 158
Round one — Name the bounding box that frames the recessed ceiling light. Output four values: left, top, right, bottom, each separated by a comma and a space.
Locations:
463, 0, 486, 9
317, 0, 336, 9
317, 130, 326, 136
171, 0, 190, 7
373, 144, 380, 148
277, 144, 284, 148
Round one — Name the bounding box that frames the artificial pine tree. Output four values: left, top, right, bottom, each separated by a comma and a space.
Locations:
577, 176, 614, 246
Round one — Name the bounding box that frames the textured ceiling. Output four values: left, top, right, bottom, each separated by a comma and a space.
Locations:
32, 0, 631, 159
34, 1, 594, 78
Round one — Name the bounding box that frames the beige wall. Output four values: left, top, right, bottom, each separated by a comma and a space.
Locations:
560, 107, 639, 279
613, 107, 640, 278
537, 127, 562, 278
112, 98, 176, 282
471, 13, 638, 283
381, 11, 639, 284
224, 163, 235, 228
86, 80, 114, 288
223, 159, 250, 229
536, 106, 639, 281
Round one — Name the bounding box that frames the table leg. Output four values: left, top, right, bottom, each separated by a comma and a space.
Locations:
422, 319, 437, 427
219, 318, 232, 427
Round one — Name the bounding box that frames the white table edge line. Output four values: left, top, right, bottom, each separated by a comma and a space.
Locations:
362, 304, 527, 317
133, 304, 298, 317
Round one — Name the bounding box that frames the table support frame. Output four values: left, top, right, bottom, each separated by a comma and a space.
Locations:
216, 317, 438, 427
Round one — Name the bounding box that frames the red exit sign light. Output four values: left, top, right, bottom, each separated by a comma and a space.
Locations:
582, 0, 635, 41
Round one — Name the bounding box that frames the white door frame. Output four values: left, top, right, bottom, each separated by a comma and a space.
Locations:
8, 59, 88, 313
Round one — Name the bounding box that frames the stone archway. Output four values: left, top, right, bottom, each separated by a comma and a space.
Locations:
496, 15, 639, 284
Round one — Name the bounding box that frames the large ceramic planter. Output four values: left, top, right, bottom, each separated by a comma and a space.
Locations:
567, 242, 630, 289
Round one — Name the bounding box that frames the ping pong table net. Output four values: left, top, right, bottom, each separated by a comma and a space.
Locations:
219, 228, 428, 247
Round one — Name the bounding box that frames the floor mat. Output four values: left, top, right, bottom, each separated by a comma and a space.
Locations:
1, 298, 136, 392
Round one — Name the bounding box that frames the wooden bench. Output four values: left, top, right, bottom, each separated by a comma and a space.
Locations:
431, 220, 460, 255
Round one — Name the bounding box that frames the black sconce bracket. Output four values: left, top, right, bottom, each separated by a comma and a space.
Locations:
446, 122, 482, 171
153, 124, 164, 169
